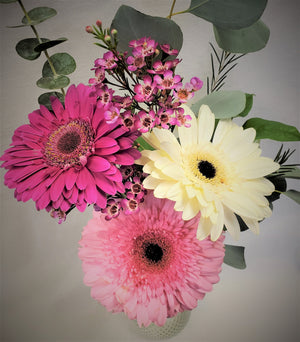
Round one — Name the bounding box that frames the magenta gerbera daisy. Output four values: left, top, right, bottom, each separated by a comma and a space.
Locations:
78, 192, 225, 327
0, 84, 140, 215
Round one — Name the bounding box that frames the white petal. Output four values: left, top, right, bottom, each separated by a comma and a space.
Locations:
197, 105, 215, 144
154, 181, 177, 198
160, 140, 182, 164
223, 205, 240, 240
210, 203, 225, 241
241, 216, 260, 234
181, 197, 200, 220
197, 216, 212, 240
212, 119, 235, 145
178, 105, 197, 147
153, 126, 181, 148
161, 163, 185, 180
236, 156, 279, 179
143, 175, 162, 189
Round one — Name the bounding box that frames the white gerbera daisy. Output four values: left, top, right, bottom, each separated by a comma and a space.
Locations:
137, 105, 279, 241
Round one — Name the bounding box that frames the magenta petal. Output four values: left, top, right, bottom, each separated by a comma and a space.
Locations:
65, 168, 78, 190
76, 167, 94, 190
94, 173, 116, 195
51, 97, 65, 120
65, 85, 80, 119
96, 189, 107, 208
87, 156, 110, 172
95, 137, 117, 148
50, 173, 67, 202
69, 186, 79, 203
114, 152, 135, 165
36, 190, 51, 210
95, 145, 120, 156
117, 137, 134, 150
76, 201, 87, 212
84, 184, 98, 203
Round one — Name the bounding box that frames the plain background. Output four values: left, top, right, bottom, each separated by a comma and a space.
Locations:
0, 1, 299, 341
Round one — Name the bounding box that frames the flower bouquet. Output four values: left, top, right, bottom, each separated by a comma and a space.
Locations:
1, 0, 299, 341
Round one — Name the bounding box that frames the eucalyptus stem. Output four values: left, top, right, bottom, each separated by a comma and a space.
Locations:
168, 0, 209, 18
17, 0, 66, 96
167, 0, 177, 19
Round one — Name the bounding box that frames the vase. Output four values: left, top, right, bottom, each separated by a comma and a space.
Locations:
131, 310, 191, 340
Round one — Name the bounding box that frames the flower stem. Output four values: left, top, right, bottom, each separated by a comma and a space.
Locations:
17, 0, 66, 97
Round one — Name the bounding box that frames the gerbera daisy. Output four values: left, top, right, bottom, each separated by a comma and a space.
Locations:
0, 84, 140, 215
137, 105, 279, 241
78, 192, 225, 327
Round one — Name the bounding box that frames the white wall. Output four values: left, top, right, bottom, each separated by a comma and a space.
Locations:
0, 1, 299, 341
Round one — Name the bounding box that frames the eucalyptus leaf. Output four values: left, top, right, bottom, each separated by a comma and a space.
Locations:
22, 7, 57, 26
111, 5, 183, 53
243, 118, 300, 141
37, 75, 70, 90
191, 90, 246, 119
188, 0, 267, 29
34, 38, 68, 52
16, 38, 49, 60
224, 244, 246, 269
42, 53, 76, 77
213, 20, 270, 53
136, 136, 155, 151
238, 94, 254, 117
283, 190, 300, 205
38, 92, 64, 109
0, 0, 18, 3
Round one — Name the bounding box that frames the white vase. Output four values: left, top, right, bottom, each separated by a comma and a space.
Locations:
131, 310, 191, 340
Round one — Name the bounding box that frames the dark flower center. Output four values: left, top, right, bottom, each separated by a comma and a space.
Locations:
144, 243, 163, 263
57, 132, 81, 154
198, 160, 216, 179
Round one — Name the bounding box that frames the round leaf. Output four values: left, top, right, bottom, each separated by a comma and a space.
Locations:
243, 118, 300, 141
224, 245, 246, 269
213, 20, 270, 53
188, 0, 267, 29
34, 38, 68, 52
22, 7, 57, 25
191, 90, 246, 119
15, 38, 49, 60
38, 92, 64, 109
42, 53, 76, 77
0, 0, 18, 3
111, 5, 183, 53
37, 75, 70, 90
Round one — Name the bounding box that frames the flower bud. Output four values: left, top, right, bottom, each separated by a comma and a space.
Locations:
96, 20, 102, 28
111, 28, 118, 36
104, 35, 111, 43
85, 26, 93, 34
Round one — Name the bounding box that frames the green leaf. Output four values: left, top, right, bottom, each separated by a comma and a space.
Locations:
188, 0, 267, 29
213, 20, 270, 53
42, 53, 76, 77
34, 38, 68, 52
0, 0, 18, 3
224, 244, 246, 269
238, 94, 254, 117
266, 175, 287, 203
243, 118, 300, 141
283, 190, 300, 205
22, 7, 57, 25
36, 75, 70, 90
191, 90, 246, 119
38, 92, 64, 109
15, 38, 49, 60
111, 5, 183, 53
135, 136, 155, 151
279, 166, 300, 179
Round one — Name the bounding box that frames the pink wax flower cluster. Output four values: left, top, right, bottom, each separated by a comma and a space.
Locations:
89, 35, 203, 132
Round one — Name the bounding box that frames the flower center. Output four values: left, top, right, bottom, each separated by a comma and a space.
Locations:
144, 243, 163, 263
198, 160, 216, 179
57, 131, 81, 154
44, 120, 94, 168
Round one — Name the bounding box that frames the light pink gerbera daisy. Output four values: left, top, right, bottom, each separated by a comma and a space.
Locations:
78, 192, 225, 327
0, 84, 140, 215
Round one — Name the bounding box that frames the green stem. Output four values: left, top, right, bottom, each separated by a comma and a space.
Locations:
167, 0, 177, 19
17, 0, 66, 97
169, 0, 210, 17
